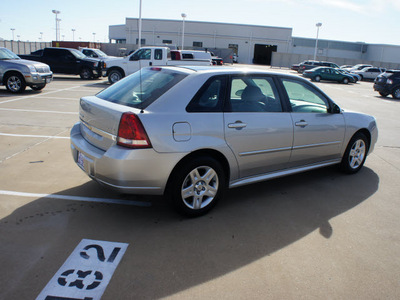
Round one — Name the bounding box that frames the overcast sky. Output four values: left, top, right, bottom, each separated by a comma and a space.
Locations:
1, 0, 399, 45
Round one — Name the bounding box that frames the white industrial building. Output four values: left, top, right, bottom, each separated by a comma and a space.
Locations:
109, 18, 400, 68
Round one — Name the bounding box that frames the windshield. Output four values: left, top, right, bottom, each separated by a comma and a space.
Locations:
70, 49, 87, 59
93, 49, 108, 57
97, 68, 188, 109
0, 48, 20, 60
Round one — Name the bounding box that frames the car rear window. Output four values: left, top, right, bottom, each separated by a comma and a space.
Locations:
96, 68, 187, 109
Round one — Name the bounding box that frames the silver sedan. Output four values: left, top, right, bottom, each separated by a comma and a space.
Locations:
70, 66, 378, 216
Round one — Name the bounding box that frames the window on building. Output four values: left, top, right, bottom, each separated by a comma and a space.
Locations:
193, 41, 203, 47
162, 40, 172, 44
229, 44, 239, 54
135, 38, 146, 45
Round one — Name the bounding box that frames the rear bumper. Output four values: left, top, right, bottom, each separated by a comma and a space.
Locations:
373, 83, 391, 94
70, 123, 185, 195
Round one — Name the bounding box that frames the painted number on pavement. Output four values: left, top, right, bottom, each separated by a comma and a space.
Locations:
36, 239, 128, 300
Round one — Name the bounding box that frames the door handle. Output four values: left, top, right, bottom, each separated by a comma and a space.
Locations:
149, 62, 153, 66
295, 120, 308, 127
228, 122, 247, 129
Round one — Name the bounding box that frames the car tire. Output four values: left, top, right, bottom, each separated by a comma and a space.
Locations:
108, 69, 123, 84
80, 68, 93, 80
31, 84, 46, 91
379, 92, 389, 97
5, 73, 26, 93
392, 87, 400, 99
359, 75, 364, 81
343, 78, 349, 84
314, 75, 321, 82
167, 156, 226, 217
340, 132, 369, 174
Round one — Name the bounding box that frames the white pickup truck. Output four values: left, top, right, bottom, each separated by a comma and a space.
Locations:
106, 47, 212, 84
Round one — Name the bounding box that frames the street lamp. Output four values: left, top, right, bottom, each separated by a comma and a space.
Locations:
138, 0, 142, 48
52, 10, 61, 41
313, 22, 322, 61
40, 32, 43, 41
181, 13, 187, 50
10, 28, 15, 40
72, 29, 76, 41
93, 32, 96, 42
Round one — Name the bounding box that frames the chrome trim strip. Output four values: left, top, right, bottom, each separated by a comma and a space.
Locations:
229, 159, 341, 188
239, 146, 292, 156
81, 119, 117, 141
293, 141, 342, 150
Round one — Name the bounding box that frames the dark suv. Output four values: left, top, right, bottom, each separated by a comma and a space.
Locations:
374, 70, 400, 99
298, 60, 339, 73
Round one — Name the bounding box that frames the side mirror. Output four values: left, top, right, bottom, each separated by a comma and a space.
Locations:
331, 103, 341, 114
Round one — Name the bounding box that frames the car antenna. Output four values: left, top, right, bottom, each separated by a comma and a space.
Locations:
139, 59, 144, 114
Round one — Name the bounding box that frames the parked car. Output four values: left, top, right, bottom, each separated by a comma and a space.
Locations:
373, 70, 400, 99
339, 69, 361, 82
298, 61, 339, 73
80, 48, 117, 59
291, 63, 300, 71
0, 47, 53, 93
106, 47, 212, 84
19, 47, 106, 79
351, 67, 386, 80
303, 67, 355, 84
340, 65, 353, 69
343, 64, 373, 72
70, 66, 377, 216
210, 53, 223, 65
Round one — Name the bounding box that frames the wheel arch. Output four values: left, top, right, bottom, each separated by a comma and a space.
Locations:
164, 148, 231, 195
352, 128, 371, 153
107, 67, 125, 77
2, 70, 26, 85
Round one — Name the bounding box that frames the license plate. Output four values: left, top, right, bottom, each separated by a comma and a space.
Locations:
77, 152, 86, 172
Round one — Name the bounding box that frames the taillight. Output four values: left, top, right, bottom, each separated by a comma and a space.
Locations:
117, 112, 152, 148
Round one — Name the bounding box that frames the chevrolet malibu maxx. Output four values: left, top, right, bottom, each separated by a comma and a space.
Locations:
70, 66, 378, 216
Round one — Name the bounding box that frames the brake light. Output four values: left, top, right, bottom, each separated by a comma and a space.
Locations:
117, 112, 152, 148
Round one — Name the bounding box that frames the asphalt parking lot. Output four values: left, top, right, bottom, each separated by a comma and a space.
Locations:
1, 68, 399, 299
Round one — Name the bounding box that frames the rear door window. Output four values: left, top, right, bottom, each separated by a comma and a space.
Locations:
228, 76, 283, 112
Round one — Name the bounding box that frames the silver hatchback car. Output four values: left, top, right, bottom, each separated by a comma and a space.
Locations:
70, 66, 378, 216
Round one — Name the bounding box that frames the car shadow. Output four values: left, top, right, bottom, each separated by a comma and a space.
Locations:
0, 166, 379, 299
374, 95, 399, 102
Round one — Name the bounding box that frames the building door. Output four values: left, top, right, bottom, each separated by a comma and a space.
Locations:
253, 44, 277, 65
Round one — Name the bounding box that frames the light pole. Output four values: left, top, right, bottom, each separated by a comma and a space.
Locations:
40, 32, 43, 41
93, 32, 96, 42
138, 0, 142, 48
72, 29, 76, 41
10, 28, 15, 40
181, 13, 187, 50
313, 22, 322, 61
52, 10, 61, 41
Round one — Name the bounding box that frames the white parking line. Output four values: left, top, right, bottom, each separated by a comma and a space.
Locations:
0, 190, 152, 207
36, 96, 79, 101
0, 133, 70, 139
1, 130, 69, 163
0, 108, 77, 114
0, 86, 82, 105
